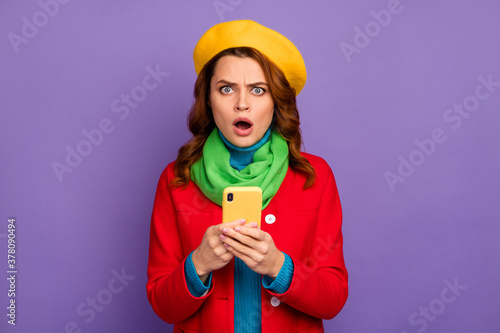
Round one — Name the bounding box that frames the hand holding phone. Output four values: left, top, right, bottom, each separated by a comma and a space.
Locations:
220, 187, 284, 277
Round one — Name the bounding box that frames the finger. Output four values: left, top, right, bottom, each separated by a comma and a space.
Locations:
221, 234, 264, 265
217, 219, 246, 233
221, 234, 252, 254
226, 218, 247, 226
208, 219, 246, 236
224, 243, 252, 261
247, 222, 259, 228
231, 227, 275, 257
225, 245, 260, 271
233, 225, 266, 241
221, 227, 258, 248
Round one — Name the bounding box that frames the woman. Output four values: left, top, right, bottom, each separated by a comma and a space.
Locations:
147, 20, 348, 332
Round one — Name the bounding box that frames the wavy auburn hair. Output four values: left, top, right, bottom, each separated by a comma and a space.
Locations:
171, 47, 316, 188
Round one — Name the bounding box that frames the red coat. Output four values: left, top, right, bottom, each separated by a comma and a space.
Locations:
147, 152, 348, 332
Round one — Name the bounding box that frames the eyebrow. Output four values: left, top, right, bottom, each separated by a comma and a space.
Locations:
215, 79, 269, 87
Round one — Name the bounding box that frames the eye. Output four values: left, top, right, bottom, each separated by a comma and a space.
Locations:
220, 86, 234, 94
252, 87, 265, 95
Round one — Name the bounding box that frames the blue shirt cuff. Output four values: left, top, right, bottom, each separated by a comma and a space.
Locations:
262, 252, 294, 294
184, 251, 212, 297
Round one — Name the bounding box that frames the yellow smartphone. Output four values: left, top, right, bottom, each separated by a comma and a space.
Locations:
222, 187, 262, 228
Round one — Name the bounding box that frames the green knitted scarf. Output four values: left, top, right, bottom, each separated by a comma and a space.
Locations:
191, 128, 289, 209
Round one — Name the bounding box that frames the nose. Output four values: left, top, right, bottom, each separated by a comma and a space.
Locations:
234, 91, 249, 112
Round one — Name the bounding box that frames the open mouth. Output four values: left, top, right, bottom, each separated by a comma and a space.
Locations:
234, 121, 252, 130
232, 117, 254, 136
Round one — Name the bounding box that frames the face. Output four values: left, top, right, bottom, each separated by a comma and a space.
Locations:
209, 55, 275, 148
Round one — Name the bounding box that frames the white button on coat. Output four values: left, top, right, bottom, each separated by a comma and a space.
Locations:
265, 214, 276, 224
270, 296, 280, 307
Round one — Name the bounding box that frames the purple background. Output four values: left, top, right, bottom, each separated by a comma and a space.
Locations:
1, 0, 499, 332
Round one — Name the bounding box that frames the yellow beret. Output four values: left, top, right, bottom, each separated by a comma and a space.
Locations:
193, 20, 307, 95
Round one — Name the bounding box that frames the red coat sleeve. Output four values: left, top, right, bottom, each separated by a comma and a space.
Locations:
267, 157, 348, 319
146, 164, 213, 323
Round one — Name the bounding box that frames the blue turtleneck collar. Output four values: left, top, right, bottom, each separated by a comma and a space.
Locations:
218, 127, 272, 171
